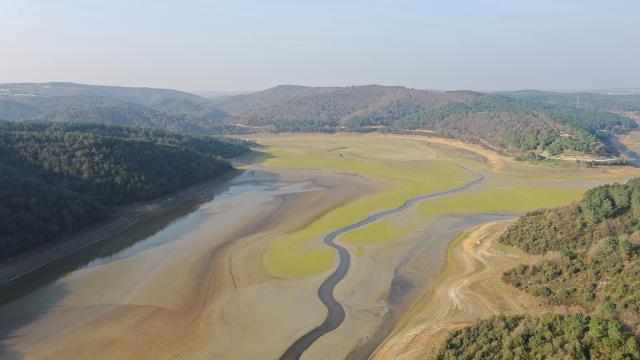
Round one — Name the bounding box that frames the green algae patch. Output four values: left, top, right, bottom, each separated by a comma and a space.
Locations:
420, 184, 586, 216
340, 220, 409, 245
264, 241, 335, 278
253, 134, 635, 279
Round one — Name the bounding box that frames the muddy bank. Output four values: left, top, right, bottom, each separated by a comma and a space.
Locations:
282, 166, 486, 359
0, 170, 241, 287
369, 221, 557, 360
347, 213, 515, 360
0, 168, 377, 360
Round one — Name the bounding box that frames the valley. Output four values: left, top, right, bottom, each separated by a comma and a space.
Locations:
2, 133, 637, 359
3, 2, 640, 358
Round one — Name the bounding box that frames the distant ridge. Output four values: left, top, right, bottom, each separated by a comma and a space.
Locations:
0, 82, 204, 106
0, 82, 232, 133
1, 82, 638, 158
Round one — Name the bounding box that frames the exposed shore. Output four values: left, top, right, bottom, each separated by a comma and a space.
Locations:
3, 133, 638, 360
0, 168, 378, 359
0, 169, 242, 287
370, 221, 564, 359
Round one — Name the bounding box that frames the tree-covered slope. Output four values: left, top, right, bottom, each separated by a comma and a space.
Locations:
435, 314, 639, 359
0, 121, 250, 158
499, 90, 640, 115
0, 163, 107, 259
208, 84, 341, 114
0, 98, 42, 121
500, 178, 640, 331
149, 98, 229, 121
216, 85, 635, 156
217, 85, 473, 127
0, 121, 250, 260
434, 178, 640, 359
0, 83, 233, 134
393, 95, 634, 156
0, 82, 203, 106
35, 105, 237, 134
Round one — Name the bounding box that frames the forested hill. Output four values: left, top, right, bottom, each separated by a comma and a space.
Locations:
35, 105, 237, 134
0, 83, 232, 133
0, 82, 203, 106
434, 178, 640, 359
211, 85, 474, 126
216, 85, 635, 156
393, 95, 634, 156
2, 82, 636, 157
0, 121, 250, 260
499, 178, 640, 328
498, 90, 640, 116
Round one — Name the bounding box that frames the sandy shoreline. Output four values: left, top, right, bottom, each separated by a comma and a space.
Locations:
0, 169, 241, 287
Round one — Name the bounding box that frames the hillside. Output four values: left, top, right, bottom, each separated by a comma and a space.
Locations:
216, 85, 634, 156
0, 121, 250, 260
213, 85, 469, 126
208, 85, 342, 114
434, 314, 639, 359
0, 82, 203, 106
35, 105, 237, 134
499, 90, 640, 116
433, 178, 640, 358
393, 95, 634, 156
150, 98, 229, 120
0, 83, 232, 133
2, 83, 636, 157
500, 179, 640, 330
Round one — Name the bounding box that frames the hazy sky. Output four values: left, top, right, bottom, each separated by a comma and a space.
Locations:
1, 0, 639, 92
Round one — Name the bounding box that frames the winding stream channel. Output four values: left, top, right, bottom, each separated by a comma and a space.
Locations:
0, 164, 507, 359
280, 166, 486, 360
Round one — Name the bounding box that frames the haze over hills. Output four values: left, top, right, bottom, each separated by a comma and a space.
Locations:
0, 82, 233, 132
36, 105, 234, 134
213, 84, 637, 157
499, 90, 640, 115
2, 82, 640, 158
211, 85, 471, 123
0, 82, 203, 106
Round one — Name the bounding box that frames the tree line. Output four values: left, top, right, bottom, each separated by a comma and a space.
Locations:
0, 121, 250, 260
435, 177, 640, 358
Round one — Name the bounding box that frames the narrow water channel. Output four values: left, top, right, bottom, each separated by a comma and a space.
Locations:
280, 166, 487, 360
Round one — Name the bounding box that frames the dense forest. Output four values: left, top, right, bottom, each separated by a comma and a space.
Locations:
36, 105, 242, 135
500, 179, 640, 332
392, 95, 633, 155
0, 82, 202, 106
215, 85, 475, 127
435, 178, 640, 359
435, 314, 639, 359
150, 98, 229, 121
2, 82, 637, 157
0, 121, 250, 260
0, 82, 236, 134
212, 85, 634, 156
499, 90, 640, 115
